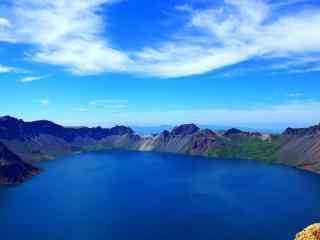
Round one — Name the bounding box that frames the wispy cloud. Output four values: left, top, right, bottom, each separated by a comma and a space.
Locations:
89, 99, 128, 109
132, 0, 320, 77
271, 0, 313, 9
0, 65, 13, 73
0, 64, 18, 73
38, 100, 50, 106
0, 0, 320, 78
289, 66, 320, 74
271, 56, 320, 73
175, 4, 193, 13
288, 92, 304, 97
72, 107, 88, 112
107, 101, 320, 128
20, 76, 46, 83
89, 99, 129, 105
102, 104, 127, 109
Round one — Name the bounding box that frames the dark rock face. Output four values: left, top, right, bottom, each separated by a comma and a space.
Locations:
0, 117, 136, 143
0, 142, 40, 185
171, 124, 200, 135
224, 128, 262, 138
109, 126, 134, 136
187, 129, 219, 155
0, 116, 138, 163
224, 128, 243, 136
0, 116, 24, 139
0, 141, 22, 164
283, 124, 320, 136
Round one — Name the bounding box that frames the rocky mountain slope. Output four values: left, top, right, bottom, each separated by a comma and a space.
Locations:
0, 141, 40, 185
0, 116, 319, 185
277, 124, 320, 172
0, 116, 139, 163
139, 123, 319, 172
139, 124, 222, 155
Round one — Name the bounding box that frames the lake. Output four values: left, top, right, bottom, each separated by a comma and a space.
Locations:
0, 150, 319, 240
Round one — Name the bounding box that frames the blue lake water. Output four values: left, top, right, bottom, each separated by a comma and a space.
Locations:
0, 150, 320, 240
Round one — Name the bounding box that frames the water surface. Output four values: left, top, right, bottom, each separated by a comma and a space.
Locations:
0, 150, 319, 240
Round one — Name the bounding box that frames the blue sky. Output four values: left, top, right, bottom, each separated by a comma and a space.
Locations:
0, 0, 320, 131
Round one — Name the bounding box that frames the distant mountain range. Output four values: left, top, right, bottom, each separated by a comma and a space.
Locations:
0, 116, 319, 185
131, 125, 281, 135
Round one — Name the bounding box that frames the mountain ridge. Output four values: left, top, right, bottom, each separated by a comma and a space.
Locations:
0, 116, 319, 185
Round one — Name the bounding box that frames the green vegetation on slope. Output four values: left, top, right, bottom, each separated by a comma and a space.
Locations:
208, 136, 283, 162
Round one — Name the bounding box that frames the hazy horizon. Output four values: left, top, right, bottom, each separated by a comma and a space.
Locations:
2, 113, 318, 134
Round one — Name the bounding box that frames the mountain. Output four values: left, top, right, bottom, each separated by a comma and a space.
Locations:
0, 116, 139, 163
0, 116, 319, 185
139, 125, 221, 155
277, 124, 320, 172
0, 141, 40, 185
138, 125, 280, 161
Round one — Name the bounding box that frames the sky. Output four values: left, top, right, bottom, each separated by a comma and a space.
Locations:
0, 0, 320, 131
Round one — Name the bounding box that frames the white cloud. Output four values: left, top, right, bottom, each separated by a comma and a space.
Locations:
132, 0, 320, 77
0, 0, 131, 75
0, 0, 320, 78
0, 64, 15, 73
0, 18, 10, 27
20, 75, 46, 83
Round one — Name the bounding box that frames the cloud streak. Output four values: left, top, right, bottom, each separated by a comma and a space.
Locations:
20, 76, 46, 83
37, 100, 50, 106
288, 93, 304, 97
89, 99, 129, 109
0, 64, 19, 73
89, 99, 129, 105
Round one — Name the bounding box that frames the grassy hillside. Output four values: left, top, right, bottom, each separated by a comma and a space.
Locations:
208, 136, 283, 162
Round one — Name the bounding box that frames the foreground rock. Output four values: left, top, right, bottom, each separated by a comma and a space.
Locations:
295, 224, 320, 240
